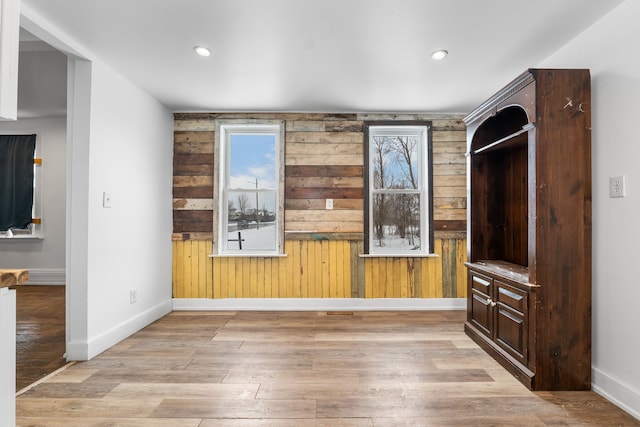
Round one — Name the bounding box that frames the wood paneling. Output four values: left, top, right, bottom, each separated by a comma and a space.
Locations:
173, 130, 215, 235
173, 238, 466, 299
173, 114, 466, 237
285, 187, 363, 200
172, 240, 214, 299
180, 240, 353, 299
172, 113, 468, 300
286, 165, 363, 177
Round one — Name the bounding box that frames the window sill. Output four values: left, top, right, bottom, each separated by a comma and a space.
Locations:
209, 253, 288, 258
0, 235, 43, 242
359, 253, 439, 258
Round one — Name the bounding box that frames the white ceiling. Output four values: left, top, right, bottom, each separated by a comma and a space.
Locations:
19, 0, 624, 117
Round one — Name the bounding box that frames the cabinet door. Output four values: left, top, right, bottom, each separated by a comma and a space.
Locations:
494, 280, 528, 364
468, 272, 493, 337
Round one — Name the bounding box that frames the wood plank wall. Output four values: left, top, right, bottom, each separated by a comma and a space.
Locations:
173, 113, 467, 299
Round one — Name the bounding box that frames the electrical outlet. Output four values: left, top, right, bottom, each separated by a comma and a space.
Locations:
129, 289, 138, 304
326, 199, 334, 210
609, 176, 626, 198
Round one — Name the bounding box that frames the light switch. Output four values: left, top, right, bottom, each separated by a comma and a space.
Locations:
103, 192, 112, 208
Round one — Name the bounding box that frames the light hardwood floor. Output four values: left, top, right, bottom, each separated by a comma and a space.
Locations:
16, 310, 640, 426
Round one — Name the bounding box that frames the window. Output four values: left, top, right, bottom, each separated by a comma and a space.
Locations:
365, 122, 433, 255
214, 120, 284, 255
0, 134, 41, 239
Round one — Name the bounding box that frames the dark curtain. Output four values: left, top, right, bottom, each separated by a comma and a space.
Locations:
0, 134, 36, 231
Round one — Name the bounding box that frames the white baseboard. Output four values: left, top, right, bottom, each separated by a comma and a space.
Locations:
592, 367, 640, 421
24, 268, 65, 285
66, 300, 172, 361
172, 297, 467, 311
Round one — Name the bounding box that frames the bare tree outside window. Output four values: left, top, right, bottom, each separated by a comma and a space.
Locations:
372, 136, 390, 246
236, 193, 250, 217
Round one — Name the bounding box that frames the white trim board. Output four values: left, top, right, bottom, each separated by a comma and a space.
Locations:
23, 268, 65, 285
173, 298, 466, 311
66, 300, 172, 361
592, 367, 640, 421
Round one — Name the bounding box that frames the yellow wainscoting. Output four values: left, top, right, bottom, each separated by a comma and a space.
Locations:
213, 240, 352, 298
172, 238, 467, 299
364, 238, 467, 298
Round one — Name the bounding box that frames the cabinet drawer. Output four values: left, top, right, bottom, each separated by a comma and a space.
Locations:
496, 281, 527, 314
471, 273, 491, 295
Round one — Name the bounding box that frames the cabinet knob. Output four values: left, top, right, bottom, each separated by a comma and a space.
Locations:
491, 301, 497, 307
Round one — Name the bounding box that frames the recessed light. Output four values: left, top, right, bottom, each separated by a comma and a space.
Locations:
193, 46, 212, 57
430, 49, 448, 61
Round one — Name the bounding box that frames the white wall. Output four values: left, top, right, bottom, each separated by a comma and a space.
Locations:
539, 0, 640, 418
0, 116, 66, 284
80, 58, 174, 358
20, 6, 175, 361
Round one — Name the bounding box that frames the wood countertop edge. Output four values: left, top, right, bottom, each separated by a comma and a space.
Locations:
0, 269, 29, 288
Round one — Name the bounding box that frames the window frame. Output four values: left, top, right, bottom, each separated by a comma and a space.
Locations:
213, 120, 285, 256
364, 121, 433, 256
0, 132, 42, 240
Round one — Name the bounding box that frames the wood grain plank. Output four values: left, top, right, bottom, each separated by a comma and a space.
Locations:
172, 186, 213, 198
286, 131, 363, 143
286, 142, 363, 155
172, 242, 179, 298
190, 241, 200, 298
434, 239, 444, 298
173, 163, 214, 176
321, 241, 330, 298
173, 153, 214, 165
286, 187, 363, 199
173, 176, 213, 187
285, 198, 363, 211
213, 256, 221, 299
264, 257, 272, 299
325, 121, 363, 132
206, 242, 213, 299
285, 176, 363, 188
198, 241, 208, 298
292, 242, 301, 298
285, 120, 325, 132
285, 210, 363, 222
286, 165, 363, 177
285, 154, 363, 166
173, 198, 214, 210
299, 241, 309, 298
174, 140, 214, 155
174, 131, 214, 144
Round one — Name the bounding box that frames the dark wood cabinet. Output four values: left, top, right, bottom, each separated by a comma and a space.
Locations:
464, 69, 592, 391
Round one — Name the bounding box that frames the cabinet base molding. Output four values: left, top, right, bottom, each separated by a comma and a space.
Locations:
464, 322, 534, 389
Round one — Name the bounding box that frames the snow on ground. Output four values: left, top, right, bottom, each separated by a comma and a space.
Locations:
227, 222, 276, 251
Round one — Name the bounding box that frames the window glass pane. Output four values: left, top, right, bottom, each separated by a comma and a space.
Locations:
372, 135, 419, 190
229, 134, 276, 190
227, 190, 277, 251
372, 193, 421, 252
